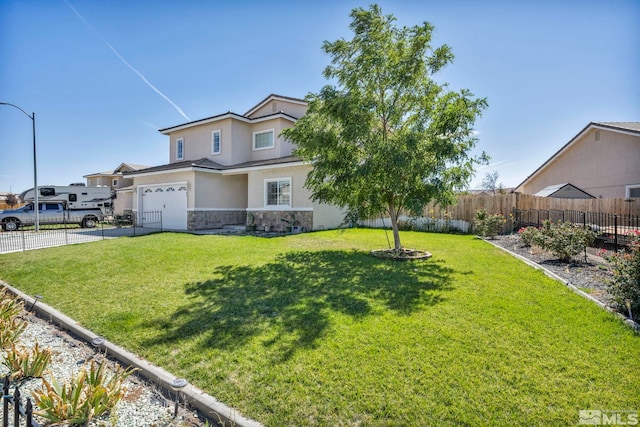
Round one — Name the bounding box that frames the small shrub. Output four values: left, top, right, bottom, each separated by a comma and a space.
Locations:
531, 220, 596, 263
3, 341, 52, 380
605, 231, 640, 319
0, 289, 27, 348
0, 289, 23, 322
33, 360, 137, 424
517, 226, 538, 247
474, 209, 506, 239
0, 318, 27, 350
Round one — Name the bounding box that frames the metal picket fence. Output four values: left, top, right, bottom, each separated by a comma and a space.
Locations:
1, 376, 40, 427
0, 211, 162, 254
513, 209, 640, 251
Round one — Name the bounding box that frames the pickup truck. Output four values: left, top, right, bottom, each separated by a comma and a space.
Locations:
0, 202, 104, 231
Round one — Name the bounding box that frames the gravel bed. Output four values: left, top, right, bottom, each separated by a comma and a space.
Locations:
0, 312, 205, 426
489, 234, 616, 307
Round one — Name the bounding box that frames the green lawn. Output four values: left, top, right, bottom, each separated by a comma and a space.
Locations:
0, 229, 638, 426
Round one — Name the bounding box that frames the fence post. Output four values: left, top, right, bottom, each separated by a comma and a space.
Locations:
101, 220, 105, 240
20, 228, 26, 252
64, 220, 69, 246
13, 387, 20, 427
3, 376, 9, 427
160, 211, 163, 231
26, 398, 33, 427
614, 215, 618, 252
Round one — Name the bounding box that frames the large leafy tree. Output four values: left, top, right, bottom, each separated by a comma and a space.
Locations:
282, 4, 488, 251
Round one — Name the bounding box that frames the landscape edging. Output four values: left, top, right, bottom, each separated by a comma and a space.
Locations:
486, 240, 640, 332
0, 280, 264, 427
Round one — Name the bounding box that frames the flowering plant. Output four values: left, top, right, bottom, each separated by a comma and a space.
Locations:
517, 226, 538, 247
474, 209, 505, 239
605, 231, 640, 319
530, 220, 596, 263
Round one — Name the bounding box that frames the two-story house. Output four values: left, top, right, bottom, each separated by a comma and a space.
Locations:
125, 94, 344, 231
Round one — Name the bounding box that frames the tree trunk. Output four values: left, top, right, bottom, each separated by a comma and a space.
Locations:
388, 205, 402, 251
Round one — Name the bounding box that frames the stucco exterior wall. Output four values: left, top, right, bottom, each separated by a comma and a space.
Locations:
113, 190, 133, 214
166, 116, 296, 166
193, 172, 247, 209
249, 117, 296, 162
86, 176, 112, 187
519, 128, 640, 198
230, 122, 252, 165
169, 118, 234, 164
87, 175, 133, 190
312, 201, 345, 230
246, 164, 313, 210
245, 165, 312, 231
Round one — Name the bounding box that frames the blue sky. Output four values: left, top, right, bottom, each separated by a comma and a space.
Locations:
1, 0, 639, 194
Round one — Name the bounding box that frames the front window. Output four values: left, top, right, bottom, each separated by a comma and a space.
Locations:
176, 138, 184, 160
265, 178, 291, 207
112, 179, 118, 186
253, 129, 274, 150
212, 130, 221, 155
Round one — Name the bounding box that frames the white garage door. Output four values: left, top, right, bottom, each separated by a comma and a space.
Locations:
140, 184, 187, 230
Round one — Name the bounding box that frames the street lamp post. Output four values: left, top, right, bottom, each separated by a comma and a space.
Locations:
0, 102, 39, 231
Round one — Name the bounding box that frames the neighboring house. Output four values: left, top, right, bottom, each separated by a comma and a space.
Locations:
84, 163, 151, 190
84, 163, 150, 215
515, 122, 640, 199
124, 94, 344, 231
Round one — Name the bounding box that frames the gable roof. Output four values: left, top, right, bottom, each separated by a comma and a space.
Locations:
158, 111, 299, 135
533, 183, 595, 198
114, 163, 150, 173
515, 121, 640, 190
83, 163, 151, 178
244, 94, 307, 117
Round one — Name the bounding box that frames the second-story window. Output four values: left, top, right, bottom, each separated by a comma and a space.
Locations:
176, 137, 184, 160
212, 130, 221, 155
253, 129, 274, 150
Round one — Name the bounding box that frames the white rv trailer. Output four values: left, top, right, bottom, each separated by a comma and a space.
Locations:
21, 185, 112, 212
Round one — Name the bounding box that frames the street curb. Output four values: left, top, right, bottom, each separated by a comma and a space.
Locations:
1, 280, 263, 427
485, 240, 640, 332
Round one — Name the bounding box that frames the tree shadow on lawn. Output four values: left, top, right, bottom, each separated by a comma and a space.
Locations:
140, 250, 454, 361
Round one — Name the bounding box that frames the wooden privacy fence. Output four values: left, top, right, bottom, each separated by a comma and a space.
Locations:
422, 193, 640, 224
0, 203, 24, 210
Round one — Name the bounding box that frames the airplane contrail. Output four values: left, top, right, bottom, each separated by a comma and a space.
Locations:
63, 0, 190, 121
